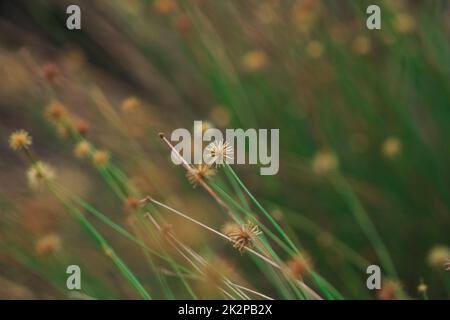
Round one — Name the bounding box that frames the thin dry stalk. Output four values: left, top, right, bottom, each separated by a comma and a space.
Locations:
228, 281, 274, 300
145, 212, 273, 300
142, 197, 278, 268
145, 212, 250, 299
144, 197, 322, 300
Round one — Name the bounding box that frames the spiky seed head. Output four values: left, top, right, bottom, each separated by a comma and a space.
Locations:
74, 141, 91, 159
205, 140, 233, 167
93, 150, 110, 168
27, 161, 56, 190
9, 130, 32, 151
226, 220, 262, 253
186, 164, 216, 187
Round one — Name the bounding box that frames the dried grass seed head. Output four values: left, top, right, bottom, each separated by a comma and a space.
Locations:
93, 150, 111, 168
306, 40, 324, 59
125, 197, 140, 213
74, 141, 91, 159
427, 245, 450, 268
312, 150, 338, 176
242, 50, 269, 72
394, 13, 416, 34
41, 63, 61, 85
186, 164, 216, 187
352, 36, 371, 56
377, 280, 402, 300
121, 96, 141, 112
75, 120, 90, 136
27, 161, 56, 190
226, 220, 262, 253
154, 0, 178, 15
286, 253, 314, 279
45, 102, 67, 123
382, 136, 402, 159
9, 130, 32, 151
205, 140, 233, 167
35, 233, 62, 256
417, 281, 428, 294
